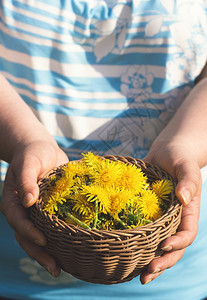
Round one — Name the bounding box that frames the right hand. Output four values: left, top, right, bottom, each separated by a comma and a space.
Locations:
0, 140, 69, 277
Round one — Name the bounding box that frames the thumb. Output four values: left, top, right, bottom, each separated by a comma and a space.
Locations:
13, 144, 69, 208
13, 156, 41, 208
174, 160, 202, 206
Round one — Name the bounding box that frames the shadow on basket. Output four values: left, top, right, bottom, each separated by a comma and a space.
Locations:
29, 155, 182, 285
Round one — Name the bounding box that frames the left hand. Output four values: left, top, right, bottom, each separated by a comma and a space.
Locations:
140, 141, 202, 284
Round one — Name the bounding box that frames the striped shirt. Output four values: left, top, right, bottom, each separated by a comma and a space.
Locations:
1, 0, 207, 164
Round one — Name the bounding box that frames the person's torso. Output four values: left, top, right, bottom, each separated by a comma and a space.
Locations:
1, 0, 207, 163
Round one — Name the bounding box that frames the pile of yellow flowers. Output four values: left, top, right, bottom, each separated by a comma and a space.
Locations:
42, 152, 173, 230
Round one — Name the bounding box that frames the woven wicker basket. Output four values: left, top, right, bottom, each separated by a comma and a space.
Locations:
30, 155, 182, 285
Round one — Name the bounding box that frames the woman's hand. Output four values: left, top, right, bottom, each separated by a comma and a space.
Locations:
140, 142, 201, 284
0, 140, 68, 277
0, 75, 70, 277
139, 78, 207, 284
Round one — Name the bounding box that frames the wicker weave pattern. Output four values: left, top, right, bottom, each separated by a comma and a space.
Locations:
30, 156, 182, 284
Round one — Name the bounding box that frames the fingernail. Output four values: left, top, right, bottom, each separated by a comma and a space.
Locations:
144, 279, 152, 285
161, 245, 172, 251
45, 266, 52, 274
53, 269, 61, 277
180, 189, 191, 205
152, 267, 160, 274
45, 266, 60, 277
23, 193, 33, 207
45, 266, 56, 277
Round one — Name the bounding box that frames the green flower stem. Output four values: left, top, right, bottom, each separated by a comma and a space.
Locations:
92, 199, 98, 229
117, 217, 128, 229
65, 212, 91, 230
142, 219, 152, 224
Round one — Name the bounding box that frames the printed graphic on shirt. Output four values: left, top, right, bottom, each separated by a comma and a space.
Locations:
0, 0, 207, 162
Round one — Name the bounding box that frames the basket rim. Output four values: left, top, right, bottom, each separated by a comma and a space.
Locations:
32, 155, 182, 239
34, 200, 181, 234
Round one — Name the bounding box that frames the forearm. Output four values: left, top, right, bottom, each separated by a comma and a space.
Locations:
154, 78, 207, 167
0, 74, 56, 162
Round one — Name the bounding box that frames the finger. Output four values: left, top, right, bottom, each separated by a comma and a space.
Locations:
15, 232, 61, 277
12, 156, 40, 208
2, 191, 47, 246
140, 248, 185, 284
1, 168, 46, 246
140, 270, 164, 285
161, 195, 200, 251
175, 159, 202, 205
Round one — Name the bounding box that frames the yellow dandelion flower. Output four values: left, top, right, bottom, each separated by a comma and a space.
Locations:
152, 179, 173, 201
42, 151, 170, 230
48, 169, 75, 196
63, 161, 88, 178
151, 209, 163, 221
138, 189, 160, 220
91, 158, 122, 187
117, 163, 148, 192
81, 185, 110, 214
82, 152, 102, 169
56, 175, 74, 191
72, 193, 95, 217
43, 190, 69, 215
82, 213, 96, 226
106, 187, 136, 219
101, 219, 115, 231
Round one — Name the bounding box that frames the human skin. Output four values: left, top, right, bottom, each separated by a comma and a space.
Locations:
140, 77, 207, 284
0, 73, 206, 282
0, 74, 68, 276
